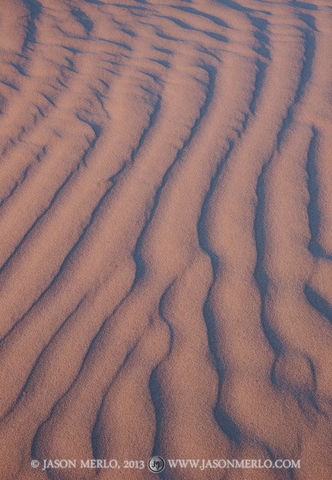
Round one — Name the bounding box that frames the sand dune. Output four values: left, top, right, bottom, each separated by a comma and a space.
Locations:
0, 0, 331, 479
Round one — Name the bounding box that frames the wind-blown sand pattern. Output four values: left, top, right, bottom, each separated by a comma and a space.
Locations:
0, 0, 331, 479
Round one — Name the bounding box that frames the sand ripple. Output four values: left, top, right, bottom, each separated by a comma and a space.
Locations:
0, 1, 331, 479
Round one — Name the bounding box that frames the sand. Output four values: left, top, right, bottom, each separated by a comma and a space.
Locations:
0, 0, 331, 479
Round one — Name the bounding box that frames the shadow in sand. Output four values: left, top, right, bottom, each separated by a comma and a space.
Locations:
148, 283, 175, 468
304, 284, 332, 325
249, 59, 267, 115
70, 7, 94, 36
277, 26, 315, 150
156, 14, 228, 43
305, 127, 332, 260
171, 4, 229, 28
196, 139, 242, 444
132, 63, 217, 284
22, 0, 42, 50
254, 158, 283, 359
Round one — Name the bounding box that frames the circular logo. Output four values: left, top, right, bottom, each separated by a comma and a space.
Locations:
31, 460, 40, 469
148, 456, 165, 473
